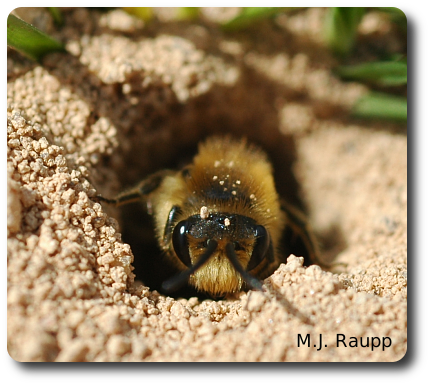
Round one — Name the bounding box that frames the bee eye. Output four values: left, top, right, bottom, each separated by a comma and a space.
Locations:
247, 225, 271, 271
172, 220, 192, 268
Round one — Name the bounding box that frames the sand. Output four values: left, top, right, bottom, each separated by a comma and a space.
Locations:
7, 7, 406, 362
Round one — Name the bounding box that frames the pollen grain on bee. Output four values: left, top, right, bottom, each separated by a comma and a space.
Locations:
200, 206, 209, 219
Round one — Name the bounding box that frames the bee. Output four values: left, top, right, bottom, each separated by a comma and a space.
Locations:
96, 136, 320, 297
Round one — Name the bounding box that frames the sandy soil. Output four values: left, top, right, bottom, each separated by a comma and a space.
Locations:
7, 7, 407, 362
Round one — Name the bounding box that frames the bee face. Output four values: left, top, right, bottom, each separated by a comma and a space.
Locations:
96, 136, 319, 297
168, 212, 272, 296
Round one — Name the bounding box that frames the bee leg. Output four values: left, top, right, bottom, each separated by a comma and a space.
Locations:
280, 201, 328, 268
94, 170, 174, 207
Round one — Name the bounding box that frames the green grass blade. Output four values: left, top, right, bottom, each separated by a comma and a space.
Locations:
7, 13, 64, 61
222, 7, 296, 31
336, 61, 407, 86
324, 7, 366, 56
352, 92, 407, 121
47, 7, 63, 26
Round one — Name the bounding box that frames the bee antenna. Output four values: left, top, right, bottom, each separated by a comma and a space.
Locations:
225, 243, 263, 291
161, 239, 218, 293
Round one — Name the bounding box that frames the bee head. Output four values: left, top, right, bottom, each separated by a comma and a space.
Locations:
162, 213, 273, 296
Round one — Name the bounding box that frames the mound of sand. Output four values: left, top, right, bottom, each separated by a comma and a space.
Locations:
7, 8, 406, 362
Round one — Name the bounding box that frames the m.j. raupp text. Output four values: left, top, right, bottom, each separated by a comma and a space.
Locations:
297, 334, 392, 351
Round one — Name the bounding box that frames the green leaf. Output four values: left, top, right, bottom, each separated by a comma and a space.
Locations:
352, 92, 407, 121
7, 13, 64, 61
222, 7, 294, 31
336, 61, 407, 86
324, 7, 366, 56
47, 7, 63, 26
